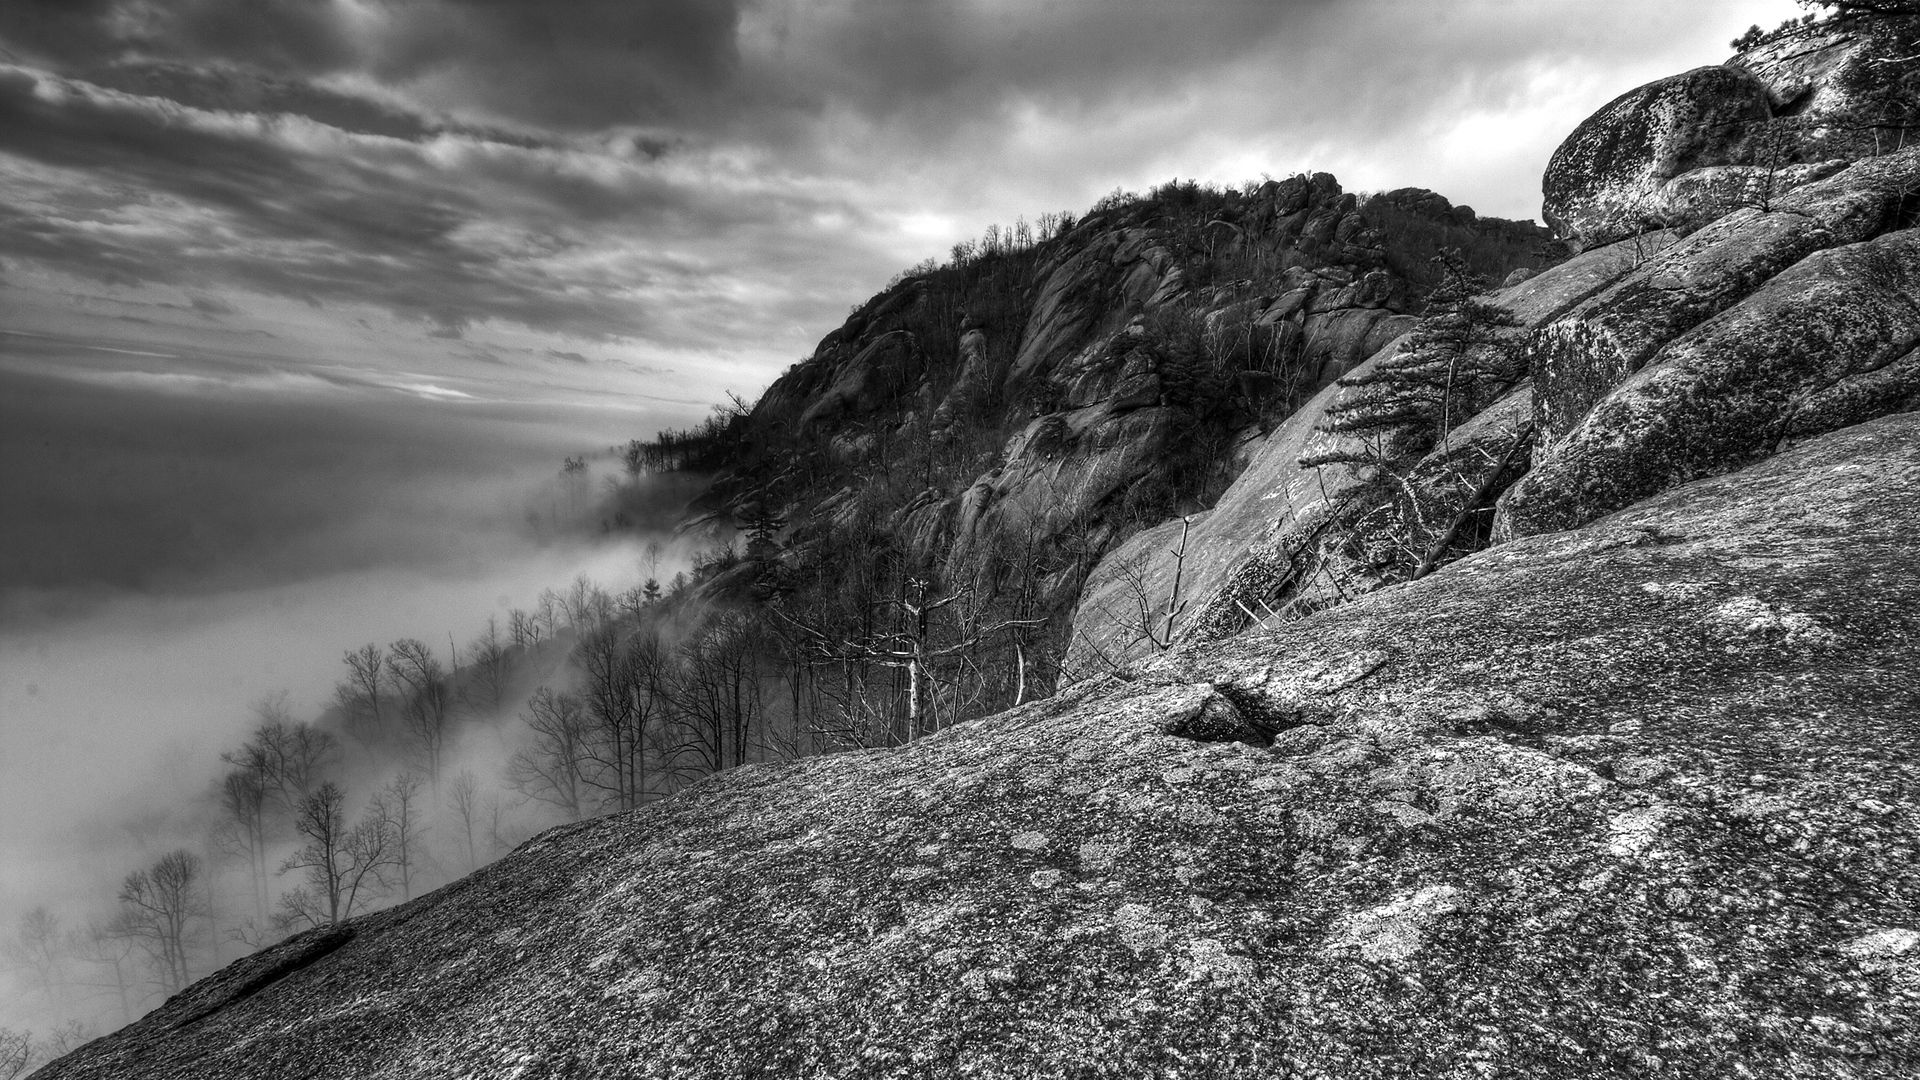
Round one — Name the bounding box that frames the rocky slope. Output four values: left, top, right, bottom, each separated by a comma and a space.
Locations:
687, 173, 1550, 708
38, 415, 1920, 1080
38, 13, 1920, 1080
1067, 13, 1920, 673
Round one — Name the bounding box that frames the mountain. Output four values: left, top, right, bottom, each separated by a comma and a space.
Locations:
665, 174, 1550, 724
38, 12, 1920, 1079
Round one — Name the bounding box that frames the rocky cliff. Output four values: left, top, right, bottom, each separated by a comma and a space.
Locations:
682, 173, 1549, 714
1068, 13, 1920, 673
38, 13, 1920, 1080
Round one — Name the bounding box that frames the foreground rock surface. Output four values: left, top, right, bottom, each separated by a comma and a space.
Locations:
43, 415, 1920, 1079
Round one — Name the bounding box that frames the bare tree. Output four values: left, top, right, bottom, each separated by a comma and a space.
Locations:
465, 617, 513, 711
220, 701, 339, 814
370, 772, 427, 902
508, 608, 540, 649
0, 1029, 33, 1080
69, 920, 144, 1025
447, 769, 481, 873
5, 907, 63, 1001
535, 589, 562, 638
670, 613, 765, 776
215, 768, 270, 925
386, 639, 452, 786
575, 622, 666, 810
278, 782, 394, 928
118, 850, 206, 994
507, 688, 595, 821
337, 643, 386, 740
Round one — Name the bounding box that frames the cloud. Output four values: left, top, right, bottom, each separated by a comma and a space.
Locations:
0, 0, 1807, 396
0, 58, 896, 359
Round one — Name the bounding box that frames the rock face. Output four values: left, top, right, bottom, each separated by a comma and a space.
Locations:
42, 416, 1920, 1079
40, 15, 1920, 1079
1070, 15, 1920, 671
706, 173, 1548, 687
1067, 233, 1670, 673
1544, 20, 1920, 250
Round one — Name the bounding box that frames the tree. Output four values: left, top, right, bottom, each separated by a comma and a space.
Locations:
574, 622, 666, 810
465, 617, 512, 711
508, 607, 540, 649
386, 638, 452, 785
278, 782, 394, 928
670, 613, 766, 775
507, 687, 596, 821
370, 772, 427, 901
215, 767, 270, 924
337, 643, 386, 739
0, 1029, 33, 1080
220, 700, 339, 814
447, 769, 481, 873
5, 907, 62, 1000
69, 920, 143, 1025
118, 850, 205, 993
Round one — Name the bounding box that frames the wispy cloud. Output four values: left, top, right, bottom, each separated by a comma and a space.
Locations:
0, 0, 1804, 409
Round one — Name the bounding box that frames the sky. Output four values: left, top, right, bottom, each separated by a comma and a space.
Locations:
0, 0, 1808, 1042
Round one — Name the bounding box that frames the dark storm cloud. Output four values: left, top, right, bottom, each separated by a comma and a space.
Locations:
0, 62, 886, 347
0, 0, 748, 129
0, 0, 1799, 370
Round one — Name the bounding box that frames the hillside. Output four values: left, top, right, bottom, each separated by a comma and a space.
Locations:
659, 174, 1551, 730
36, 9, 1920, 1079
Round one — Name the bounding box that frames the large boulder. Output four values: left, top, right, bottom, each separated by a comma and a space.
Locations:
1526, 146, 1920, 442
1542, 65, 1776, 247
1501, 223, 1920, 537
1544, 20, 1920, 250
43, 416, 1920, 1079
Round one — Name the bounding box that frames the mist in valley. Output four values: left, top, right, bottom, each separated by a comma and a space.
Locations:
0, 342, 713, 1059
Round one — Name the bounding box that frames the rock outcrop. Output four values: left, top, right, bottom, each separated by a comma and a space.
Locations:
39, 13, 1920, 1080
1544, 19, 1920, 250
41, 415, 1920, 1079
1069, 14, 1920, 670
700, 173, 1548, 693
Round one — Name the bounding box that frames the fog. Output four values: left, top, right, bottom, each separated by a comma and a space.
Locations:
0, 330, 704, 1045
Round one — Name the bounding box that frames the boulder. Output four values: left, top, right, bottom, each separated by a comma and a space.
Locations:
1500, 224, 1920, 537
1526, 146, 1920, 442
1542, 65, 1774, 246
46, 416, 1920, 1079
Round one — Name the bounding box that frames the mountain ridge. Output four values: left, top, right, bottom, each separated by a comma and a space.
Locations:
36, 9, 1920, 1077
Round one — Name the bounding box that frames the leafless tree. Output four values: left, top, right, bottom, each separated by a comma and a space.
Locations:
278, 782, 394, 928
508, 607, 540, 649
69, 920, 143, 1025
0, 1029, 33, 1080
447, 769, 481, 873
220, 700, 339, 814
338, 643, 386, 739
370, 772, 427, 902
575, 622, 667, 809
507, 688, 595, 821
5, 907, 62, 1000
118, 849, 205, 993
387, 638, 452, 786
465, 617, 513, 711
214, 768, 271, 925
